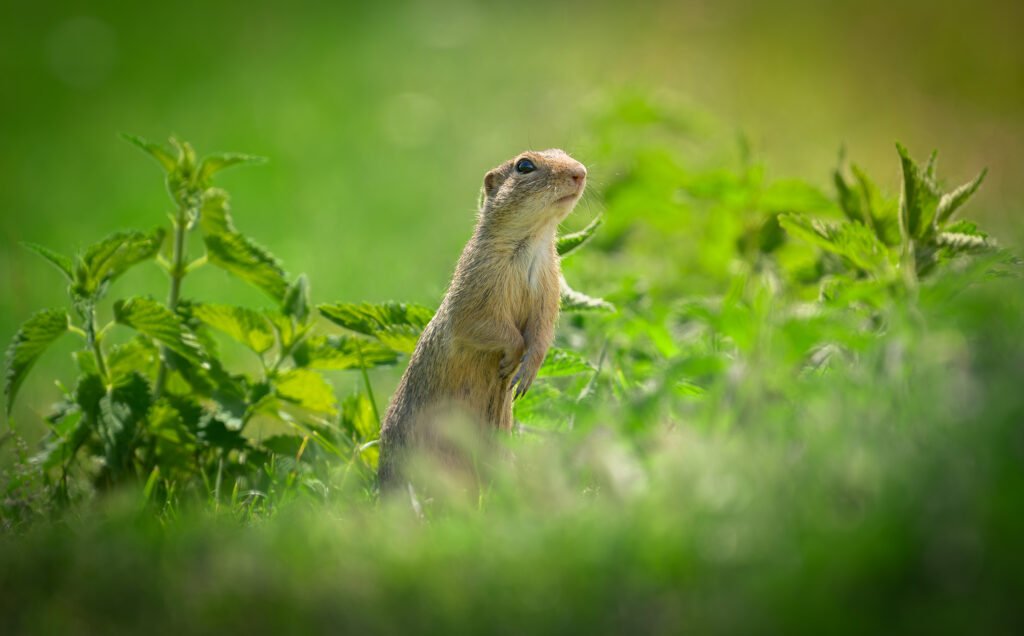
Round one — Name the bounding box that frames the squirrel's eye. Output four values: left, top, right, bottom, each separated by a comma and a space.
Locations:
515, 158, 536, 174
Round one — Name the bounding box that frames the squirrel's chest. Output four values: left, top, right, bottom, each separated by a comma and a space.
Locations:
520, 231, 557, 292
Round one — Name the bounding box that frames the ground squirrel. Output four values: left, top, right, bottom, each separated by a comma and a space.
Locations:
378, 149, 587, 489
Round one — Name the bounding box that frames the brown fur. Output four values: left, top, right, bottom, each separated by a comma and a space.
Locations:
378, 149, 587, 489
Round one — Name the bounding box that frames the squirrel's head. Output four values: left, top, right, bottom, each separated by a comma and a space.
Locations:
479, 149, 587, 233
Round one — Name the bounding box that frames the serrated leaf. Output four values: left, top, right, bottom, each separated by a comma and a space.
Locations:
35, 374, 106, 470
4, 309, 69, 413
106, 337, 160, 380
557, 214, 604, 257
114, 297, 204, 363
73, 350, 98, 375
936, 168, 987, 226
318, 302, 434, 338
896, 143, 940, 242
937, 232, 994, 251
22, 242, 73, 281
850, 163, 901, 246
196, 413, 249, 451
293, 335, 398, 370
283, 274, 311, 323
778, 213, 889, 274
264, 311, 297, 350
831, 164, 864, 224
121, 133, 176, 172
374, 325, 424, 354
512, 382, 565, 427
193, 303, 275, 354
199, 152, 266, 182
559, 277, 614, 312
275, 368, 337, 415
33, 411, 87, 470
147, 399, 195, 446
98, 373, 151, 473
198, 188, 235, 235
204, 232, 288, 302
924, 149, 938, 182
943, 220, 987, 237
77, 229, 166, 299
75, 373, 105, 417
537, 348, 595, 378
340, 391, 378, 440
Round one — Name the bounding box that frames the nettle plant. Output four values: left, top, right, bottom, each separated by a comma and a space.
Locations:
4, 136, 608, 504
778, 143, 993, 299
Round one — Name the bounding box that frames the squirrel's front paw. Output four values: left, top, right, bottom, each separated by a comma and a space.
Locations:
499, 345, 525, 379
511, 354, 542, 399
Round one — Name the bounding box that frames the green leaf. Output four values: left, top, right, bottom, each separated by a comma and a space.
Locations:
537, 348, 595, 378
4, 309, 70, 413
196, 414, 248, 452
97, 373, 151, 473
283, 274, 311, 323
22, 242, 74, 281
106, 337, 160, 380
113, 297, 204, 363
261, 434, 307, 457
512, 382, 565, 427
557, 214, 604, 257
198, 188, 235, 235
673, 380, 707, 400
198, 152, 266, 182
559, 277, 614, 312
73, 349, 99, 375
33, 411, 88, 471
76, 229, 166, 299
778, 213, 889, 275
204, 232, 288, 302
833, 162, 867, 225
265, 311, 297, 350
340, 391, 378, 440
275, 368, 338, 415
850, 164, 901, 246
373, 325, 424, 354
936, 168, 987, 227
318, 302, 434, 338
937, 231, 994, 252
121, 133, 176, 172
896, 143, 940, 242
293, 335, 398, 370
193, 304, 275, 354
924, 149, 939, 183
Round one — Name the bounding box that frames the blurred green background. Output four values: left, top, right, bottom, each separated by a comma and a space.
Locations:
2, 0, 1022, 432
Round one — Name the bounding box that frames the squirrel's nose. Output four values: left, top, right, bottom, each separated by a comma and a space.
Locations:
570, 165, 587, 186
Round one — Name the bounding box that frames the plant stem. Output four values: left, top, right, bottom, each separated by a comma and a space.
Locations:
154, 206, 190, 397
87, 305, 109, 382
355, 340, 382, 428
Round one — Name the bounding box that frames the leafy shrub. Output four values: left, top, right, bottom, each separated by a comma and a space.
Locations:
3, 136, 607, 508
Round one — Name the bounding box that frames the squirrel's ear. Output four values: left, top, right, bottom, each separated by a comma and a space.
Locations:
483, 169, 501, 199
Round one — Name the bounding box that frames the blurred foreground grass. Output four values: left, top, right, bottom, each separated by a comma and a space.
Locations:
2, 274, 1022, 633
